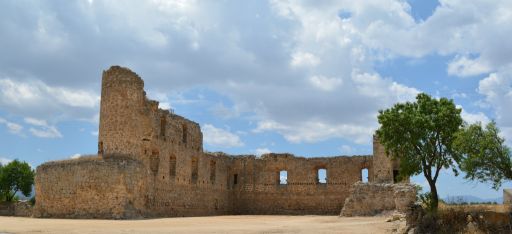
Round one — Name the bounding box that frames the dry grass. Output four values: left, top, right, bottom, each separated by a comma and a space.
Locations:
440, 203, 511, 213
412, 204, 512, 233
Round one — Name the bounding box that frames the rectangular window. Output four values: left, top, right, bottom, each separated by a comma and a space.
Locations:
362, 168, 368, 183
279, 170, 287, 185
317, 168, 327, 184
233, 174, 238, 185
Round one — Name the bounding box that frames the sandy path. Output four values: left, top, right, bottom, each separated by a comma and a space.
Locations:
0, 215, 394, 234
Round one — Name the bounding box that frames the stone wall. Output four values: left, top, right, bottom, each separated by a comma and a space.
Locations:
14, 201, 33, 217
0, 201, 33, 217
35, 66, 408, 219
231, 154, 372, 215
340, 182, 416, 216
35, 156, 149, 219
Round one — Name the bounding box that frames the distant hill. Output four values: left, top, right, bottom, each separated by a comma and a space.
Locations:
443, 195, 503, 204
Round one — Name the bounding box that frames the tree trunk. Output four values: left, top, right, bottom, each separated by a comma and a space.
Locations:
428, 180, 439, 214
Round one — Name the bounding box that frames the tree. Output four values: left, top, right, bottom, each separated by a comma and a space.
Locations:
0, 159, 35, 202
454, 121, 512, 189
376, 93, 463, 213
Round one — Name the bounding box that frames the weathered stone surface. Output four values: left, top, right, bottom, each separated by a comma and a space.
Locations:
340, 182, 416, 216
14, 201, 33, 217
0, 201, 33, 217
35, 66, 407, 219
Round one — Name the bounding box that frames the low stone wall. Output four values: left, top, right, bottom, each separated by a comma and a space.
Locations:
14, 201, 33, 216
0, 201, 33, 217
0, 202, 14, 216
340, 182, 416, 216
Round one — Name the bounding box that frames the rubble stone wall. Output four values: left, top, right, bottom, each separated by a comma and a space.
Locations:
340, 182, 416, 216
231, 154, 372, 215
35, 156, 149, 219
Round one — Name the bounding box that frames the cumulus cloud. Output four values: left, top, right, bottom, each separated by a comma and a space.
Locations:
447, 56, 491, 77
291, 52, 321, 68
255, 148, 271, 156
70, 153, 81, 159
0, 78, 99, 122
24, 117, 62, 138
0, 0, 510, 147
478, 71, 512, 144
0, 118, 23, 135
457, 105, 491, 125
254, 120, 374, 144
202, 124, 244, 148
309, 75, 343, 91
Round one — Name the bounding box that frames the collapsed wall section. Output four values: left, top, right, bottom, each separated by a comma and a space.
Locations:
34, 156, 149, 219
340, 182, 416, 216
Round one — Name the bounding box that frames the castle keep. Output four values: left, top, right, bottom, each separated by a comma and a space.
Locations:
34, 66, 414, 219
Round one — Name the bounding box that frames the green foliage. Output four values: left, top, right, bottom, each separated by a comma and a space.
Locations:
0, 159, 35, 202
454, 121, 512, 190
376, 93, 463, 213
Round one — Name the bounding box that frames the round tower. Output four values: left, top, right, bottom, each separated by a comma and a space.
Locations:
98, 66, 146, 158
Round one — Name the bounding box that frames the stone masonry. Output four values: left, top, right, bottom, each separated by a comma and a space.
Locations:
340, 182, 416, 216
34, 66, 409, 219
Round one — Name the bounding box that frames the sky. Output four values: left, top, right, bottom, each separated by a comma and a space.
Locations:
1, 0, 512, 200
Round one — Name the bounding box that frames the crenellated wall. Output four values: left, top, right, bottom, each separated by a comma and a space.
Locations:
35, 66, 404, 219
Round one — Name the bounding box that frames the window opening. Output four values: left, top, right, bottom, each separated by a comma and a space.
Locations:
317, 168, 327, 184
279, 170, 287, 185
362, 168, 369, 183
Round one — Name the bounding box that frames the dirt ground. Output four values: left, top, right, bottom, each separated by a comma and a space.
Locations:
0, 215, 397, 234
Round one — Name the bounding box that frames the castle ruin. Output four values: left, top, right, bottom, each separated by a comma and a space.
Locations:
34, 66, 415, 219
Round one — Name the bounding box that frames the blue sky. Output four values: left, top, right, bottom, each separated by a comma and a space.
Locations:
1, 0, 512, 200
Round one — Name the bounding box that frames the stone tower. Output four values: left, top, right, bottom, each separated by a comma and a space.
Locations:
372, 135, 401, 183
98, 66, 148, 159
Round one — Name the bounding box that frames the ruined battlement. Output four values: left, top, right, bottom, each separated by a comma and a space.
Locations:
35, 65, 404, 219
102, 66, 144, 87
